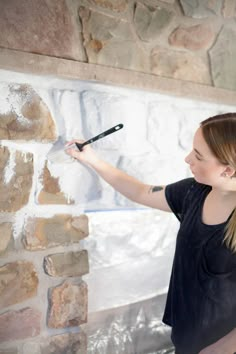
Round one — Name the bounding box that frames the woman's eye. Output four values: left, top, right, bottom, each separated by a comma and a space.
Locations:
195, 154, 202, 161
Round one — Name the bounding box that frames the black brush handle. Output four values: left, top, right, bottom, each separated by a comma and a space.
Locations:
75, 124, 123, 151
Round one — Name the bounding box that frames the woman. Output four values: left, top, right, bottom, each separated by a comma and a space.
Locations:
66, 113, 236, 354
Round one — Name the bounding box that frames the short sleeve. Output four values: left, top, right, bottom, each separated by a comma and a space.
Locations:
165, 178, 195, 221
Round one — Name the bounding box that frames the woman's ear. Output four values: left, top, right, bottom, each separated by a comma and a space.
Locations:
223, 165, 236, 178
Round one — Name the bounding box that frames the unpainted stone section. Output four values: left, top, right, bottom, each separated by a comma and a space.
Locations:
22, 214, 89, 251
0, 147, 33, 212
0, 261, 38, 310
209, 26, 236, 90
0, 349, 17, 354
150, 46, 211, 85
169, 24, 216, 50
179, 0, 223, 18
89, 0, 128, 12
47, 281, 87, 328
79, 6, 148, 71
133, 2, 174, 42
0, 84, 56, 141
0, 222, 13, 254
38, 163, 74, 205
0, 0, 86, 61
44, 250, 89, 277
0, 307, 41, 343
222, 0, 236, 17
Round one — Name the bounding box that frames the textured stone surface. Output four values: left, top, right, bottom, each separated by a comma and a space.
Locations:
0, 0, 86, 61
134, 2, 173, 41
89, 0, 127, 12
38, 163, 73, 204
150, 46, 211, 84
48, 281, 87, 328
0, 261, 38, 309
169, 24, 215, 50
0, 307, 41, 343
0, 147, 33, 212
0, 349, 18, 354
222, 0, 236, 17
0, 222, 13, 254
22, 331, 87, 354
0, 84, 56, 141
44, 250, 89, 277
22, 214, 89, 250
79, 7, 147, 71
179, 0, 223, 18
209, 26, 236, 90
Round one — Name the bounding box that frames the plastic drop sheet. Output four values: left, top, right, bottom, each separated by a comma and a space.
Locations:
82, 209, 179, 353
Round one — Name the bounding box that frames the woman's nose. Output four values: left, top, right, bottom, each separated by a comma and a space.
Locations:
185, 153, 192, 165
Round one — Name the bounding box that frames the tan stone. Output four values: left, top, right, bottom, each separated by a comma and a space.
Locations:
0, 222, 13, 254
0, 307, 41, 343
0, 0, 86, 61
89, 0, 127, 12
38, 332, 87, 354
0, 350, 18, 354
22, 214, 89, 251
0, 147, 33, 212
48, 281, 87, 328
44, 250, 89, 277
0, 261, 38, 309
169, 24, 216, 50
0, 84, 56, 141
37, 163, 73, 205
150, 46, 211, 85
222, 0, 236, 17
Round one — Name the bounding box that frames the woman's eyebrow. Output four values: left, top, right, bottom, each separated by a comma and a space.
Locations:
194, 148, 204, 157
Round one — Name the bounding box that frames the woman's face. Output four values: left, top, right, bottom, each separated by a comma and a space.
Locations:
185, 127, 227, 186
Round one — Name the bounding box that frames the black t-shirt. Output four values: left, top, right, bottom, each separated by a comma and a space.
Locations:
164, 178, 236, 354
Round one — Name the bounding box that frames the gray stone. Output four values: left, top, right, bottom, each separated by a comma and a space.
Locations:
47, 281, 87, 328
44, 250, 89, 277
0, 350, 18, 354
0, 0, 86, 61
179, 0, 223, 18
79, 7, 147, 71
209, 26, 236, 90
0, 222, 13, 254
151, 46, 211, 85
133, 2, 174, 42
89, 0, 128, 12
39, 332, 87, 354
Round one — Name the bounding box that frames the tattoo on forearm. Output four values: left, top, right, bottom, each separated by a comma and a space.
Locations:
149, 186, 163, 193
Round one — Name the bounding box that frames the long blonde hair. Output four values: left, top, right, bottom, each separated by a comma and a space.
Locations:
201, 113, 236, 253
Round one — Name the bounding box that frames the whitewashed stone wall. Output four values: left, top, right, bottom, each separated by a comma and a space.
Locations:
0, 69, 236, 353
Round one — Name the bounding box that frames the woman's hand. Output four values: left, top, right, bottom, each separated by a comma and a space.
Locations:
65, 140, 100, 167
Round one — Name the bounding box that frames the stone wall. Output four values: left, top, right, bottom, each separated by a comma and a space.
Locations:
0, 0, 236, 91
0, 70, 236, 353
0, 82, 89, 353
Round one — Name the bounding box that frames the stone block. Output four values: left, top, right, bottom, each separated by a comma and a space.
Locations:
0, 261, 38, 309
222, 0, 236, 17
169, 24, 216, 50
37, 163, 74, 205
0, 222, 13, 254
179, 0, 223, 18
209, 26, 236, 90
0, 307, 41, 343
79, 7, 147, 71
150, 46, 211, 85
0, 84, 56, 141
89, 0, 127, 12
47, 281, 87, 328
0, 349, 18, 354
134, 2, 174, 42
44, 250, 89, 277
0, 147, 33, 212
0, 0, 86, 61
22, 214, 89, 251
